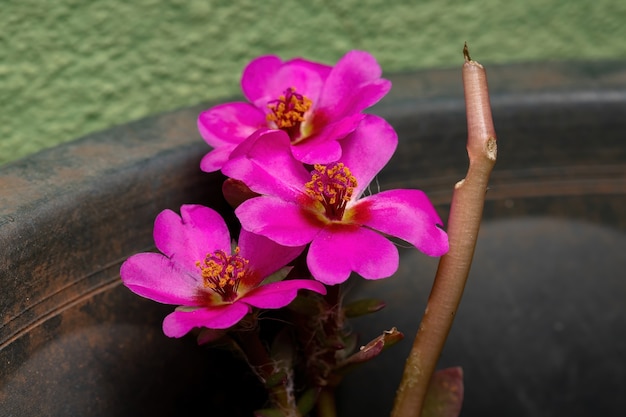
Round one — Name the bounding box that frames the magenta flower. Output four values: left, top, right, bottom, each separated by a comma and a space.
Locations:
222, 115, 449, 285
120, 205, 326, 337
197, 50, 391, 170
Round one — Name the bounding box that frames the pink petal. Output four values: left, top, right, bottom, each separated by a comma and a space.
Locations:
222, 129, 310, 202
162, 303, 251, 337
307, 226, 399, 285
242, 56, 330, 107
154, 205, 231, 269
317, 50, 391, 118
197, 102, 266, 147
267, 60, 328, 105
200, 145, 237, 173
236, 196, 322, 247
342, 79, 392, 116
339, 115, 398, 197
242, 279, 326, 309
290, 135, 342, 165
355, 189, 449, 256
291, 114, 365, 164
120, 253, 199, 305
241, 55, 283, 103
238, 229, 305, 279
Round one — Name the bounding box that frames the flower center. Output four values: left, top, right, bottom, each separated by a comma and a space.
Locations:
266, 87, 312, 140
196, 247, 249, 303
305, 162, 357, 221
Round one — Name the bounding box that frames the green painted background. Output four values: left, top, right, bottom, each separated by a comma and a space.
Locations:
2, 0, 625, 165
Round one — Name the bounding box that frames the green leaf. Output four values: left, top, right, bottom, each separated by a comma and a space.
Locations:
343, 298, 386, 318
261, 266, 294, 285
297, 388, 320, 415
174, 305, 201, 313
287, 293, 322, 315
253, 408, 284, 417
264, 371, 288, 389
270, 327, 295, 365
422, 367, 464, 417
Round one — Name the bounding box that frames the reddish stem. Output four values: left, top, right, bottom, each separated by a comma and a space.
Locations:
390, 43, 497, 417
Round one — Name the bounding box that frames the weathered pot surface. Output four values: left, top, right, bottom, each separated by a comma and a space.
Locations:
1, 61, 626, 416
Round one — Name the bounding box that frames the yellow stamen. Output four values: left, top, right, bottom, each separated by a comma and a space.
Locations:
196, 247, 249, 302
304, 163, 357, 221
267, 87, 312, 139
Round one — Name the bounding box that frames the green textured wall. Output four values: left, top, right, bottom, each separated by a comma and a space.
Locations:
2, 0, 625, 165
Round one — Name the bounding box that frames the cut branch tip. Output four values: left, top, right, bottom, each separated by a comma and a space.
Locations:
463, 42, 471, 62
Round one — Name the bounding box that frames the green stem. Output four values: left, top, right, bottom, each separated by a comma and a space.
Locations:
316, 387, 338, 417
390, 44, 497, 417
236, 329, 301, 417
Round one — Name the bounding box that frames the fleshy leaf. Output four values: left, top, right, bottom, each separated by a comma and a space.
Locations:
270, 327, 295, 366
422, 367, 464, 417
253, 408, 284, 417
335, 327, 404, 374
286, 293, 323, 316
263, 371, 288, 389
297, 388, 321, 416
260, 266, 294, 285
343, 298, 386, 318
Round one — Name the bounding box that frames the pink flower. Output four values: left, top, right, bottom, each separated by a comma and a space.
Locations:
198, 50, 391, 171
222, 115, 449, 285
120, 205, 326, 337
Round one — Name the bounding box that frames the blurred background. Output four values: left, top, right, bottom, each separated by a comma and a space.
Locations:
2, 0, 625, 166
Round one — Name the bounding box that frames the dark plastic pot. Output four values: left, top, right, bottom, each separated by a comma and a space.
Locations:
2, 61, 625, 416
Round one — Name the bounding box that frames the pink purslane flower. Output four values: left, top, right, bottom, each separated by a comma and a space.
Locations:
120, 205, 326, 337
222, 115, 449, 285
198, 50, 391, 170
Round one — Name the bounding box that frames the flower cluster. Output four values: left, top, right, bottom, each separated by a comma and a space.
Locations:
120, 51, 449, 338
